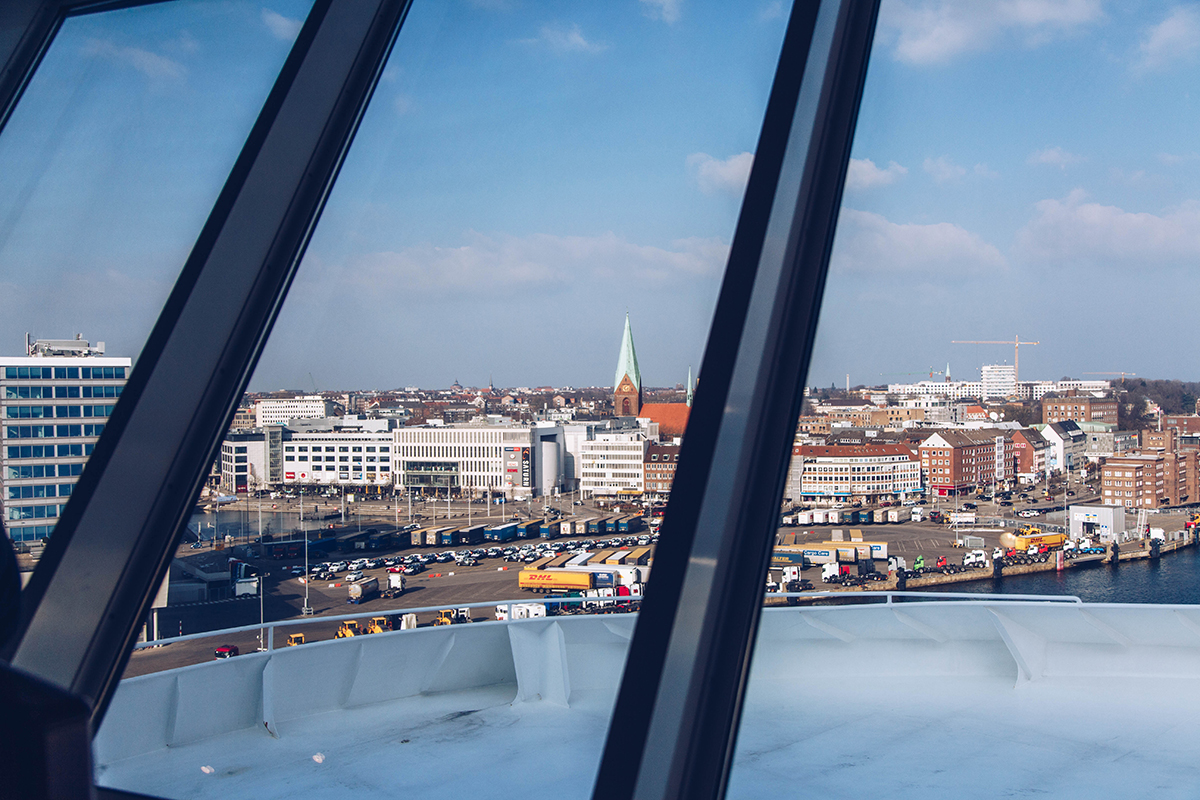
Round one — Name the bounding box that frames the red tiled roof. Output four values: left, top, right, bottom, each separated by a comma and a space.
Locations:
640, 403, 690, 438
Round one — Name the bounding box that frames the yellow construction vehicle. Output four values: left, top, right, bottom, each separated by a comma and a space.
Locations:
434, 608, 471, 626
365, 616, 392, 635
335, 620, 360, 638
285, 633, 305, 646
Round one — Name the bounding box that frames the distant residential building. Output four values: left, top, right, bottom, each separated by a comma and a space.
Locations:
1, 336, 130, 542
1035, 421, 1087, 475
785, 444, 921, 505
917, 430, 1016, 496
643, 442, 680, 501
255, 395, 339, 427
1010, 428, 1050, 484
1100, 454, 1167, 509
1162, 416, 1200, 435
1084, 430, 1139, 462
1042, 395, 1118, 425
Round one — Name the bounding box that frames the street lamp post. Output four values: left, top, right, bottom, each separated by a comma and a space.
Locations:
257, 573, 266, 651
302, 514, 312, 616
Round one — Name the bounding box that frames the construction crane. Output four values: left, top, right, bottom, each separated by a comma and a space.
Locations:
951, 337, 1039, 384
1084, 371, 1137, 383
880, 367, 946, 380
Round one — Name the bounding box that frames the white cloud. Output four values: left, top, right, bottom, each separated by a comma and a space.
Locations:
1137, 6, 1200, 72
82, 39, 186, 80
1016, 189, 1200, 265
687, 152, 754, 196
393, 94, 413, 115
877, 0, 1103, 64
831, 208, 1006, 275
923, 155, 967, 183
343, 231, 728, 294
523, 23, 608, 54
262, 9, 303, 42
1027, 146, 1084, 168
1159, 152, 1199, 165
974, 163, 1000, 178
845, 158, 908, 190
759, 1, 786, 21
640, 0, 683, 24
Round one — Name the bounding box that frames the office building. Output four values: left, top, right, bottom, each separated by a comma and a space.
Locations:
1, 336, 130, 541
254, 395, 339, 427
393, 422, 564, 499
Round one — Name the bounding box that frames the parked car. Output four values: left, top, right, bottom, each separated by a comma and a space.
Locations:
214, 645, 239, 659
346, 570, 364, 582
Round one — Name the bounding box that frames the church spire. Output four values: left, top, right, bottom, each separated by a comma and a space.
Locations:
613, 313, 642, 417
614, 313, 641, 392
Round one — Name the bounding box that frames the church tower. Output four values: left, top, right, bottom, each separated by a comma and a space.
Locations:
614, 313, 642, 417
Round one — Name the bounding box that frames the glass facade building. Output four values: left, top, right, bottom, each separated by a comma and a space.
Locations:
0, 341, 129, 542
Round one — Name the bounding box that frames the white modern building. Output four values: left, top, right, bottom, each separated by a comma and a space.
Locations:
218, 418, 397, 494
255, 395, 339, 427
393, 422, 564, 499
784, 444, 921, 505
1, 336, 130, 542
580, 431, 649, 498
980, 364, 1016, 399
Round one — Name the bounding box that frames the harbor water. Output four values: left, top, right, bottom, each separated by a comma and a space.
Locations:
922, 546, 1200, 604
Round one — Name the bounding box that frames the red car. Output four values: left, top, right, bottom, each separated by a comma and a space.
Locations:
214, 645, 239, 659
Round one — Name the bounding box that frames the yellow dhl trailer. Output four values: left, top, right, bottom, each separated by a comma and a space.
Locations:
999, 528, 1067, 552
519, 568, 595, 592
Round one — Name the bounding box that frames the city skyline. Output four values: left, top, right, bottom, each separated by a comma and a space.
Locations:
2, 2, 1200, 390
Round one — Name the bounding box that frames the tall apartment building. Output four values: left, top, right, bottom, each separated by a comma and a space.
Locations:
255, 395, 339, 427
1, 336, 130, 542
1042, 395, 1118, 425
980, 364, 1016, 399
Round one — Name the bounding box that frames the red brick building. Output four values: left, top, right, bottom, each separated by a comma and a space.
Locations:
1042, 395, 1118, 425
918, 430, 1016, 496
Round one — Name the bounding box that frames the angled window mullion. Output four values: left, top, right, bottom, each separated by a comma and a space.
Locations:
591, 1, 881, 799
7, 0, 413, 730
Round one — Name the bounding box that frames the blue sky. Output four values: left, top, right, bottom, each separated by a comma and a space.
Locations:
2, 1, 1199, 391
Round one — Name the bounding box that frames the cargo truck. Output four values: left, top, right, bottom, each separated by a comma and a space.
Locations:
873, 509, 887, 524
456, 524, 487, 545
519, 568, 595, 592
812, 510, 827, 525
887, 509, 901, 524
795, 511, 812, 526
366, 531, 392, 550
619, 515, 644, 533
484, 522, 518, 542
439, 527, 463, 547
347, 576, 379, 604
826, 510, 841, 525
604, 517, 621, 535
911, 507, 924, 523
999, 525, 1067, 553
425, 527, 444, 547
383, 572, 406, 598
411, 527, 429, 547
517, 521, 541, 539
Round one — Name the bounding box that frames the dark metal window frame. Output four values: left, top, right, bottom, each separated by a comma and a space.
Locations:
0, 1, 879, 799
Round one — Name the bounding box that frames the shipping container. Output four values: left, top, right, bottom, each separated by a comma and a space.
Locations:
366, 530, 392, 550
811, 510, 827, 525
619, 515, 644, 533
547, 553, 574, 568
826, 510, 841, 525
590, 549, 618, 565
517, 521, 542, 539
605, 550, 629, 565
886, 509, 901, 524
796, 511, 813, 526
587, 517, 607, 535
873, 509, 888, 524
439, 527, 462, 546
425, 527, 444, 546
411, 527, 430, 547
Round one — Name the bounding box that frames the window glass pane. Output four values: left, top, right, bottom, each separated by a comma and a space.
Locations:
729, 2, 1200, 797
0, 0, 311, 545
95, 1, 789, 797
